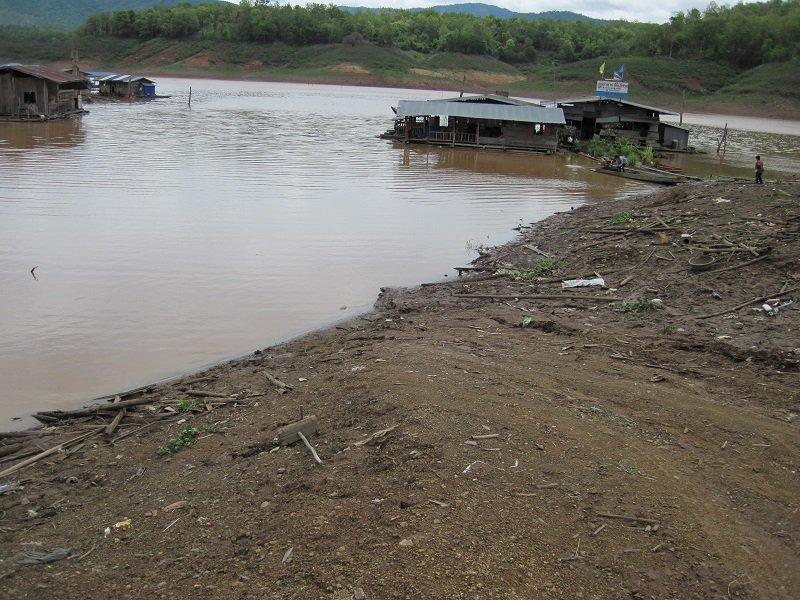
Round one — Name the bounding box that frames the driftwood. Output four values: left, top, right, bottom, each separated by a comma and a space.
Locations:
698, 286, 798, 319
455, 293, 619, 302
33, 396, 154, 423
297, 431, 322, 464
0, 443, 24, 459
277, 415, 319, 446
354, 425, 397, 447
0, 427, 103, 479
104, 409, 127, 437
185, 390, 230, 398
265, 372, 294, 393
706, 253, 770, 274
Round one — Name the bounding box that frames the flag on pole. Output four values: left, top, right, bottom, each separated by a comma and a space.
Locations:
599, 62, 605, 77
613, 65, 625, 80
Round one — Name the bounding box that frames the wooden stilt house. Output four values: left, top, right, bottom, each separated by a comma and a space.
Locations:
0, 64, 88, 121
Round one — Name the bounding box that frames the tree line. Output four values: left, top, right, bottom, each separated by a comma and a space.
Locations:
75, 0, 800, 68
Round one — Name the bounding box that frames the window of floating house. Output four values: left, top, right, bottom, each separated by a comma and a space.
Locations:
23, 91, 36, 104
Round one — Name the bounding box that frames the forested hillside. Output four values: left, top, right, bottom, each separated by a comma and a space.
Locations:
76, 0, 800, 67
1, 1, 798, 115
340, 3, 600, 23
0, 0, 219, 28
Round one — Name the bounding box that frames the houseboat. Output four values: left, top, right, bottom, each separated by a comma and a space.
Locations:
557, 97, 691, 151
382, 94, 566, 153
0, 63, 88, 121
89, 73, 163, 99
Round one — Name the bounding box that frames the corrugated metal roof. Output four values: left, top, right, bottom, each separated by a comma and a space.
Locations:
661, 121, 692, 131
0, 64, 86, 84
556, 96, 678, 116
395, 100, 565, 124
97, 74, 156, 84
436, 93, 540, 107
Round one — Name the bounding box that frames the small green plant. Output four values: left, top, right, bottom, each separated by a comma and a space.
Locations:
615, 461, 638, 474
157, 425, 212, 456
611, 211, 634, 225
618, 299, 664, 313
509, 257, 559, 280
748, 238, 769, 248
640, 146, 654, 165
177, 398, 198, 413
663, 324, 678, 334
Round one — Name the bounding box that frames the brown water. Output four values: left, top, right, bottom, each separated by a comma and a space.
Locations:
1, 79, 798, 428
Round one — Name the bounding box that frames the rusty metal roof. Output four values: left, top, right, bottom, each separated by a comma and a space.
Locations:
0, 64, 86, 84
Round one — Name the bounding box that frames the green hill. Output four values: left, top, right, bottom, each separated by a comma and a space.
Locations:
0, 0, 220, 28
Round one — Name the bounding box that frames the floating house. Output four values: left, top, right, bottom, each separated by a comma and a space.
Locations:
557, 97, 690, 151
92, 73, 159, 98
0, 64, 88, 121
383, 94, 566, 153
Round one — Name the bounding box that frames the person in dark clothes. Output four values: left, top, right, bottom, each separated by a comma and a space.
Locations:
755, 155, 764, 184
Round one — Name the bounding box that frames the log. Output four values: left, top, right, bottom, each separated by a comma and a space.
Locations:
706, 253, 769, 274
0, 427, 103, 479
33, 396, 155, 421
185, 390, 230, 398
277, 415, 319, 446
265, 372, 294, 391
104, 408, 126, 437
0, 443, 24, 459
455, 293, 619, 302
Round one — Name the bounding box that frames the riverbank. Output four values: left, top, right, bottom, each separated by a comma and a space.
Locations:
1, 180, 799, 599
64, 58, 800, 121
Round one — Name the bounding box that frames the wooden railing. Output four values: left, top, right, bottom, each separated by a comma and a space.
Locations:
429, 131, 476, 144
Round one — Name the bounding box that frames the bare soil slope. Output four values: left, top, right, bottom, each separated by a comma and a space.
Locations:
1, 180, 799, 599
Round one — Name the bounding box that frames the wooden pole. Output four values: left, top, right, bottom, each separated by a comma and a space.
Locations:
188, 86, 192, 109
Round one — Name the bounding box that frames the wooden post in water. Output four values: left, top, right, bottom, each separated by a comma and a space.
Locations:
716, 123, 728, 156
680, 89, 685, 126
188, 87, 192, 109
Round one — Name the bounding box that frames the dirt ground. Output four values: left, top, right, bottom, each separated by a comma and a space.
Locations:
1, 179, 799, 599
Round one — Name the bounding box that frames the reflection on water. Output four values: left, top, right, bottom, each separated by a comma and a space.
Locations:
0, 79, 798, 428
0, 118, 85, 152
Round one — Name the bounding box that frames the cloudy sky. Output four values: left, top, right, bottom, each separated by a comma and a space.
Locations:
335, 1, 717, 24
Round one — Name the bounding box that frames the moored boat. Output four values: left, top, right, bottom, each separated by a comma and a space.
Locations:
593, 165, 688, 185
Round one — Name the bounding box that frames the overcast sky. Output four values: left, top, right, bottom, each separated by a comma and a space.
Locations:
332, 1, 717, 25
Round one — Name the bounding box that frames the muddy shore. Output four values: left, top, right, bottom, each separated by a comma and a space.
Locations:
1, 179, 799, 599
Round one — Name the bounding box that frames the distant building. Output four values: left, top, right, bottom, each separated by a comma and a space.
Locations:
382, 94, 566, 153
92, 73, 158, 98
557, 97, 690, 150
0, 64, 88, 121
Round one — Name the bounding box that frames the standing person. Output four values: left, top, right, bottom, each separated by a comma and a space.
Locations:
618, 154, 628, 172
755, 155, 764, 184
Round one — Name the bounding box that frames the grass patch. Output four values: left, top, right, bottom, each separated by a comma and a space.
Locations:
510, 257, 559, 280
610, 211, 634, 225
177, 398, 199, 413
157, 425, 213, 456
618, 299, 663, 314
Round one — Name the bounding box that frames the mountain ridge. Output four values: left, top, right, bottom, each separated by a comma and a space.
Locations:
0, 1, 600, 28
